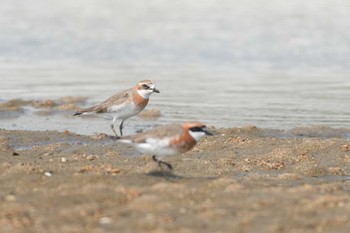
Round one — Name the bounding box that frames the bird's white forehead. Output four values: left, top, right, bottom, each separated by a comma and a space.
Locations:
137, 81, 156, 89
139, 80, 155, 85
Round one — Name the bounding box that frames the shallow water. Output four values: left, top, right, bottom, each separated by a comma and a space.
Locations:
1, 66, 350, 136
1, 0, 350, 135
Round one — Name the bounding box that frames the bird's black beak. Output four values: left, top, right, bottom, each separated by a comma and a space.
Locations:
152, 88, 160, 93
203, 128, 213, 136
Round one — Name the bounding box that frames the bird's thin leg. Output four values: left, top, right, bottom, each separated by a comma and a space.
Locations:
152, 155, 173, 170
119, 119, 125, 136
111, 117, 119, 138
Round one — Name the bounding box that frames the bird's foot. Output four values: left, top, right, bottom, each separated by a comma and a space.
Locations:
152, 155, 173, 170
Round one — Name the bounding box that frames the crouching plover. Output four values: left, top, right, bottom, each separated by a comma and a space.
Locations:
117, 122, 213, 171
74, 80, 159, 137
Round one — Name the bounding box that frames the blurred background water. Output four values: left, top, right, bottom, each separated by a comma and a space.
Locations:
1, 0, 350, 134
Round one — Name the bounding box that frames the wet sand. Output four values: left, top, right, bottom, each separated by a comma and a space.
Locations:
1, 126, 350, 233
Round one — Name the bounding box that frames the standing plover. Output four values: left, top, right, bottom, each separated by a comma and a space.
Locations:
117, 122, 213, 170
74, 80, 159, 137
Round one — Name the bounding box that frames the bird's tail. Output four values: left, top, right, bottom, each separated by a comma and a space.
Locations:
73, 112, 83, 116
73, 106, 96, 116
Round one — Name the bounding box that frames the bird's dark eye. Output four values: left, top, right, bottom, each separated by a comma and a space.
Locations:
142, 84, 149, 89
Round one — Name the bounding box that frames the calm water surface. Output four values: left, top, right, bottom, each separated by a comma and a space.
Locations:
1, 64, 349, 135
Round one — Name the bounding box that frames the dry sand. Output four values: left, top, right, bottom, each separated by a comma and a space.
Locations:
1, 126, 350, 233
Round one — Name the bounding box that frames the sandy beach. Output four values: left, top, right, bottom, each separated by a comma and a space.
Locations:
1, 125, 350, 233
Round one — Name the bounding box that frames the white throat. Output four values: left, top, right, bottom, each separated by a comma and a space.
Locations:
189, 131, 206, 142
137, 89, 153, 99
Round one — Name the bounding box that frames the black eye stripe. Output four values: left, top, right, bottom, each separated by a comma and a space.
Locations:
142, 84, 149, 89
189, 126, 205, 132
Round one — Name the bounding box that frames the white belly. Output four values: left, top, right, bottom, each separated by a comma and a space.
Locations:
109, 103, 141, 119
135, 144, 177, 157
134, 138, 178, 157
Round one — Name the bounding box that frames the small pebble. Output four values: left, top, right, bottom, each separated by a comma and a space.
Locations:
12, 152, 20, 156
61, 157, 67, 162
99, 217, 113, 225
4, 194, 16, 202
44, 171, 53, 177
86, 155, 96, 161
341, 144, 349, 151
